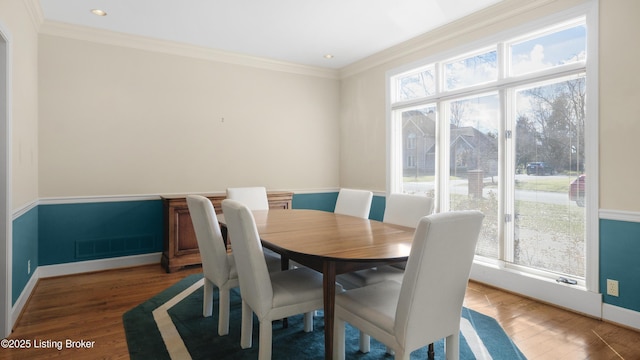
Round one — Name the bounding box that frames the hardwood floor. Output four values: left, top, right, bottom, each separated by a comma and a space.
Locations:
1, 264, 639, 359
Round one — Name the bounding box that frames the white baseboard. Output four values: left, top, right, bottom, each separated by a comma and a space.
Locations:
38, 252, 162, 278
10, 267, 40, 329
10, 252, 163, 330
602, 303, 640, 330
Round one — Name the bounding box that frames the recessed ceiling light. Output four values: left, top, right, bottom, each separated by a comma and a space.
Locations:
324, 54, 334, 59
91, 9, 107, 16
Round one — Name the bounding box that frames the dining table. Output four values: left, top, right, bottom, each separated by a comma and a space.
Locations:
217, 208, 415, 360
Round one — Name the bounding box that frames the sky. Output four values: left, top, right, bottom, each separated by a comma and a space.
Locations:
510, 23, 586, 75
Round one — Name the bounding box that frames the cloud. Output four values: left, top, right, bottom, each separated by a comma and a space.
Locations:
512, 44, 551, 75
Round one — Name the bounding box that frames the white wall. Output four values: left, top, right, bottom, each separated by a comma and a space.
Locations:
0, 0, 40, 339
0, 0, 39, 211
599, 0, 640, 212
38, 33, 341, 197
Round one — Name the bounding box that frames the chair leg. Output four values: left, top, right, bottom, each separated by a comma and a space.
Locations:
218, 287, 230, 336
258, 320, 273, 360
427, 343, 434, 359
395, 349, 409, 360
333, 317, 346, 360
303, 311, 314, 332
358, 331, 370, 353
445, 333, 459, 360
203, 279, 214, 317
240, 301, 253, 349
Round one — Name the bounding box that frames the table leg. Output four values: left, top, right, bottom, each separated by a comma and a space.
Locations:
322, 261, 336, 360
282, 255, 290, 328
280, 254, 290, 271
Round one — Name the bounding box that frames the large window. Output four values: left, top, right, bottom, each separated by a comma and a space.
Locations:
388, 15, 592, 283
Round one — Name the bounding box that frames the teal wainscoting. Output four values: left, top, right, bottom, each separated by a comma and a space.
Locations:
12, 207, 38, 305
38, 200, 164, 266
291, 192, 339, 212
369, 195, 386, 221
291, 192, 385, 221
34, 193, 385, 268
600, 219, 640, 312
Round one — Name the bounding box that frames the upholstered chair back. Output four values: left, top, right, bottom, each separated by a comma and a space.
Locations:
186, 195, 231, 286
383, 193, 434, 228
395, 210, 484, 350
221, 199, 274, 319
226, 187, 270, 210
334, 188, 373, 219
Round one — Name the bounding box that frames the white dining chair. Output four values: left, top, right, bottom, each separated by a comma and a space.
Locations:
332, 188, 374, 291
383, 193, 435, 228
226, 187, 270, 210
337, 193, 434, 289
186, 195, 280, 336
336, 193, 434, 352
226, 186, 282, 260
222, 199, 342, 360
334, 188, 373, 219
333, 210, 484, 360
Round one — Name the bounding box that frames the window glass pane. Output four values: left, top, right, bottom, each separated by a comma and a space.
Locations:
514, 75, 586, 277
510, 24, 586, 76
400, 105, 437, 197
395, 67, 436, 101
444, 49, 497, 91
447, 94, 500, 258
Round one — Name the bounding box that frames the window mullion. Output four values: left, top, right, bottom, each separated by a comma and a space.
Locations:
503, 88, 515, 263
437, 101, 448, 214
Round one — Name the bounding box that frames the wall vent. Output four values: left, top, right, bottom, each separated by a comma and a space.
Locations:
76, 235, 155, 259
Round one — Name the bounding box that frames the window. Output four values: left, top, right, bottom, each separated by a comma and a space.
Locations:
447, 93, 500, 259
407, 133, 417, 150
444, 48, 497, 91
388, 15, 592, 283
395, 66, 436, 101
509, 24, 586, 76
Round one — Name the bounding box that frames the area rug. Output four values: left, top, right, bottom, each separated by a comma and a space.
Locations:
123, 274, 526, 359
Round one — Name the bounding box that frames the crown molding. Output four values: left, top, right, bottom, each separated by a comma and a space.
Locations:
23, 0, 44, 32
39, 20, 340, 80
339, 0, 560, 78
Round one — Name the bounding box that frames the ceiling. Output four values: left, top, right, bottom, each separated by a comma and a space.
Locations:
38, 0, 502, 69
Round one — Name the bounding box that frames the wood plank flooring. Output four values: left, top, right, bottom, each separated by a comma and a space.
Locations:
1, 264, 639, 359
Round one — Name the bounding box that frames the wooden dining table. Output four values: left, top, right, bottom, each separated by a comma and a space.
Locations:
218, 208, 415, 360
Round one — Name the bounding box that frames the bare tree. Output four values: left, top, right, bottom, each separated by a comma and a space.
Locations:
520, 77, 586, 173
450, 100, 467, 128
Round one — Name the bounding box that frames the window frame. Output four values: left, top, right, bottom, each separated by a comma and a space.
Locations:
386, 2, 599, 296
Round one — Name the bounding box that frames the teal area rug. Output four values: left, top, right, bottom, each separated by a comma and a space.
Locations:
123, 274, 526, 359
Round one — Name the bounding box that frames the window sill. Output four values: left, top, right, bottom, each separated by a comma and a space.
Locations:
470, 259, 602, 318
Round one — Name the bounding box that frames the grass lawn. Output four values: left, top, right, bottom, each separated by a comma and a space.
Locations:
405, 175, 573, 194
515, 176, 571, 193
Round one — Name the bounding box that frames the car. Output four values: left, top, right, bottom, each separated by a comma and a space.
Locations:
569, 174, 585, 207
526, 162, 554, 175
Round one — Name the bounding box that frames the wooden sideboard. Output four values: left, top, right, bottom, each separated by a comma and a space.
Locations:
161, 191, 293, 273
